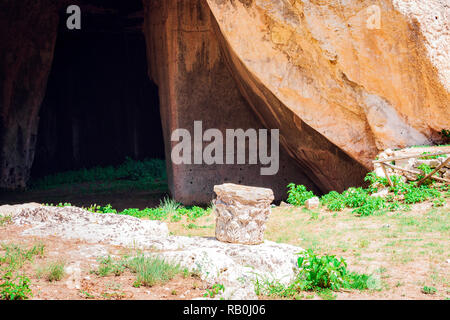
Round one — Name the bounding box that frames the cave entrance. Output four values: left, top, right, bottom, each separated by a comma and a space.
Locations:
29, 1, 166, 208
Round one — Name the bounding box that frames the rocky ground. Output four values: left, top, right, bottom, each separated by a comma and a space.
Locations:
0, 204, 300, 300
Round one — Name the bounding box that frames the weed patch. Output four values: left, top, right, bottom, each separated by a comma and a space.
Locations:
46, 198, 212, 223
286, 169, 447, 216
255, 250, 371, 299
0, 272, 32, 300
30, 158, 167, 192
36, 261, 66, 282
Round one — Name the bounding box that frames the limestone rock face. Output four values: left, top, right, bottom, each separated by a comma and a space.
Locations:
213, 183, 274, 245
0, 0, 60, 189
206, 0, 450, 182
142, 0, 319, 203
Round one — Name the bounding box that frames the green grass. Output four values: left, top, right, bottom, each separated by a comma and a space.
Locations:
0, 216, 12, 226
0, 242, 45, 300
127, 255, 181, 288
91, 256, 126, 277
45, 199, 213, 223
91, 254, 183, 288
30, 158, 167, 192
0, 242, 45, 272
36, 261, 66, 282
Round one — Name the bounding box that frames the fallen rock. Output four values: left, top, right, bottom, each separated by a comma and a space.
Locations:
415, 159, 441, 168
213, 183, 274, 245
305, 197, 320, 210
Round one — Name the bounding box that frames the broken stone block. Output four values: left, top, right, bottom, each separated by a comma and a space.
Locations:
305, 197, 320, 210
415, 159, 441, 168
213, 183, 274, 245
444, 171, 450, 180
396, 157, 416, 169
374, 164, 386, 178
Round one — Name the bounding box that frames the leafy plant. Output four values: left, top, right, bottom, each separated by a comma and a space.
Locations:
439, 129, 450, 140
0, 272, 32, 300
421, 286, 437, 294
287, 167, 446, 217
255, 250, 371, 299
204, 283, 225, 298
287, 184, 315, 206
296, 250, 370, 291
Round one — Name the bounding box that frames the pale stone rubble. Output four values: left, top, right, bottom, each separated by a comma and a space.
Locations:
374, 147, 450, 182
213, 183, 274, 245
1, 202, 302, 300
305, 197, 320, 210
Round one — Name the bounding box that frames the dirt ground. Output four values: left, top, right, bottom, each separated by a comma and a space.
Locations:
0, 225, 207, 300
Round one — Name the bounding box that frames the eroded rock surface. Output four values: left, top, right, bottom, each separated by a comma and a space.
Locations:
207, 0, 449, 185
0, 0, 61, 189
10, 205, 302, 299
214, 183, 274, 245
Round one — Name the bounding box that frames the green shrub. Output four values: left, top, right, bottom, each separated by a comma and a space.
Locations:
30, 158, 167, 191
0, 272, 32, 300
421, 286, 437, 294
255, 250, 371, 299
45, 200, 212, 222
287, 184, 316, 206
440, 129, 450, 140
296, 250, 370, 291
352, 197, 386, 216
287, 168, 445, 217
204, 283, 225, 298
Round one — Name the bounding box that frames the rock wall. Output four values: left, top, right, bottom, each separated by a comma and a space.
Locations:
143, 0, 319, 203
0, 0, 60, 189
206, 0, 449, 182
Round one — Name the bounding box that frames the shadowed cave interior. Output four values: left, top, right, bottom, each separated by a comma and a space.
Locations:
31, 0, 165, 179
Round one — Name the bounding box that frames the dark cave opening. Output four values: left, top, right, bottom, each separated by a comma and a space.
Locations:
31, 1, 165, 179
